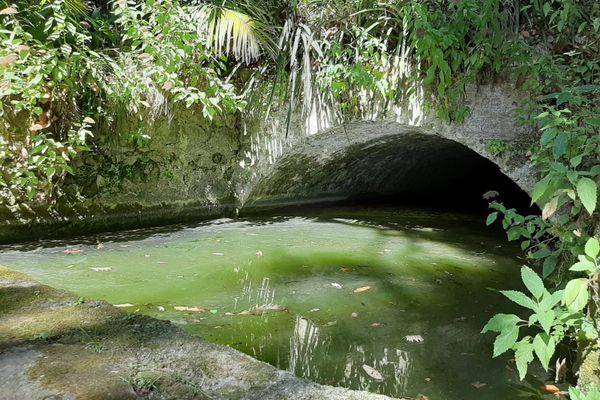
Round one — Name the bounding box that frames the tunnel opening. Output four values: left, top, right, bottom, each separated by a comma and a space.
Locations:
245, 131, 537, 216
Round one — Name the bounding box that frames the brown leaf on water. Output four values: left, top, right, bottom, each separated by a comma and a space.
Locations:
0, 54, 17, 66
354, 286, 371, 293
174, 306, 208, 313
544, 384, 560, 394
64, 248, 82, 254
362, 364, 384, 380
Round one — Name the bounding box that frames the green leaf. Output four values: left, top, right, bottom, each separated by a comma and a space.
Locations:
542, 256, 558, 278
482, 313, 521, 333
562, 278, 589, 313
533, 332, 555, 370
501, 290, 537, 310
577, 177, 598, 215
570, 258, 596, 274
531, 176, 551, 205
493, 325, 519, 357
585, 238, 600, 259
486, 212, 498, 226
539, 290, 563, 311
552, 133, 568, 159
514, 338, 534, 380
521, 266, 545, 299
536, 309, 555, 334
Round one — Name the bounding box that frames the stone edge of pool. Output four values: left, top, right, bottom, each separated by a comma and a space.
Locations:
0, 265, 396, 400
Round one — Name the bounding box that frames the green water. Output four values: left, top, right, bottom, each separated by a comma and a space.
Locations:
0, 207, 546, 399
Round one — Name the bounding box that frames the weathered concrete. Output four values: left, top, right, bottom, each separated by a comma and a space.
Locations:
0, 82, 536, 242
0, 266, 394, 400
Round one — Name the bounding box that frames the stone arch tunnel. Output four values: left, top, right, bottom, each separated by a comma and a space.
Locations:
244, 120, 535, 214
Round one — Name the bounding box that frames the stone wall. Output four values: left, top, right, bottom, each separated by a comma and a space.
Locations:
0, 81, 537, 242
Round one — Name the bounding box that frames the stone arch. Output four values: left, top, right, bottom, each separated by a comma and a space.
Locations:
243, 119, 535, 212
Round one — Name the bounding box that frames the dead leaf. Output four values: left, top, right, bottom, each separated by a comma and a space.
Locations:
330, 282, 342, 289
157, 306, 165, 312
91, 267, 112, 272
370, 322, 381, 327
351, 312, 358, 318
174, 306, 207, 313
15, 45, 29, 53
471, 381, 486, 389
0, 54, 17, 66
362, 364, 384, 380
544, 384, 560, 394
482, 190, 500, 200
83, 117, 95, 124
0, 7, 17, 15
255, 250, 263, 257
29, 123, 44, 131
139, 53, 151, 59
114, 303, 134, 308
542, 197, 559, 220
212, 252, 224, 256
63, 248, 82, 254
162, 80, 174, 91
354, 286, 371, 293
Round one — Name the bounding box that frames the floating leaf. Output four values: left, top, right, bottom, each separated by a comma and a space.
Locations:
471, 381, 486, 389
114, 303, 134, 308
174, 306, 208, 313
354, 286, 371, 293
63, 248, 82, 254
330, 282, 342, 289
362, 364, 384, 380
212, 252, 224, 256
91, 267, 112, 272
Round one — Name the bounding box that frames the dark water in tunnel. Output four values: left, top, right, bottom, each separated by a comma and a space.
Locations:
0, 207, 549, 399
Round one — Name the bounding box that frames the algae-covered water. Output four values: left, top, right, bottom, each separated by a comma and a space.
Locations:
0, 207, 546, 399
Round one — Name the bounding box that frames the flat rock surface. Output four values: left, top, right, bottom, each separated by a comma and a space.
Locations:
0, 266, 394, 400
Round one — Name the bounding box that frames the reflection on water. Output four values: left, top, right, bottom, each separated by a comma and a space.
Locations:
0, 207, 545, 399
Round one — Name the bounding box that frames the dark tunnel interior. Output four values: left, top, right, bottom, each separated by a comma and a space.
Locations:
246, 132, 537, 216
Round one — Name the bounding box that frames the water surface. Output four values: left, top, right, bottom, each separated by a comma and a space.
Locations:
0, 207, 544, 399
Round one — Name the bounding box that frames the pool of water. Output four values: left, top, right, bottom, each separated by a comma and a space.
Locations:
0, 207, 545, 399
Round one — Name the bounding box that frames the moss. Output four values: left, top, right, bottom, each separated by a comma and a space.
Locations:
578, 348, 600, 391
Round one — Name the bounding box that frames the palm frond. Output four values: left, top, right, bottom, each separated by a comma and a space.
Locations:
194, 5, 261, 64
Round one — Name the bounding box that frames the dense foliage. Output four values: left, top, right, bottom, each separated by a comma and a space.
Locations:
0, 0, 599, 393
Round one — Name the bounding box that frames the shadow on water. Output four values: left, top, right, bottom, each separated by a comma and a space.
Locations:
0, 207, 550, 399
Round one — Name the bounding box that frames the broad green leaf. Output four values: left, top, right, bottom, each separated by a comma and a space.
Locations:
577, 177, 597, 215
542, 256, 558, 278
482, 313, 521, 333
539, 290, 563, 311
552, 133, 568, 158
531, 176, 550, 205
514, 338, 534, 380
493, 325, 519, 357
521, 266, 545, 299
533, 332, 555, 370
500, 290, 537, 310
562, 278, 589, 312
486, 212, 498, 226
585, 237, 600, 259
570, 258, 596, 274
536, 309, 555, 334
